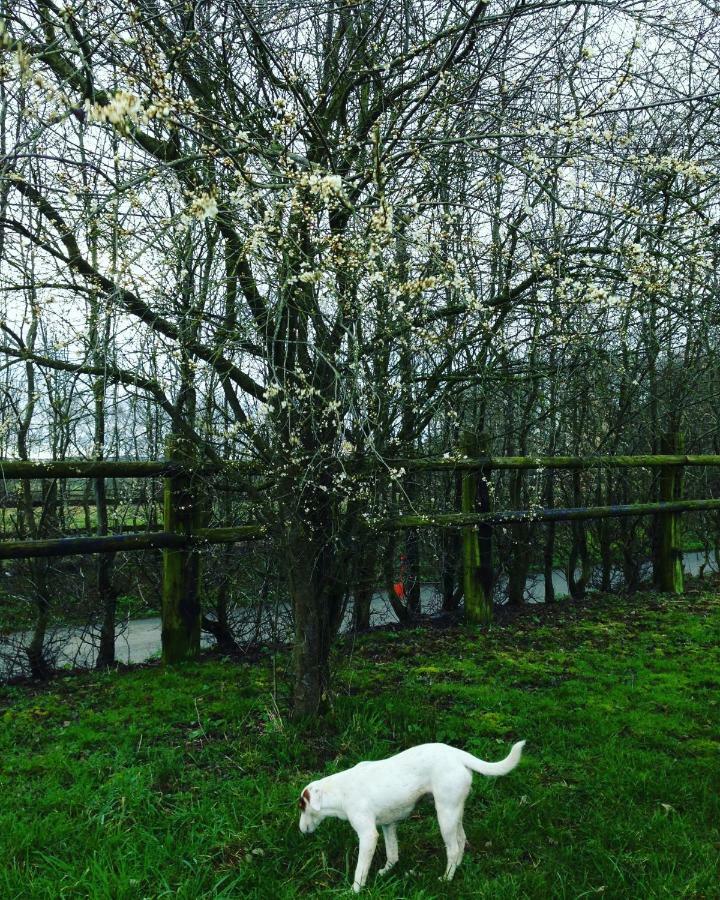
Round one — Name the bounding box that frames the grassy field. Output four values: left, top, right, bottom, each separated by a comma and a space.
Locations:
1, 587, 718, 899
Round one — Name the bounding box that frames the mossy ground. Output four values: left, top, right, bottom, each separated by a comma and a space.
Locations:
1, 586, 718, 898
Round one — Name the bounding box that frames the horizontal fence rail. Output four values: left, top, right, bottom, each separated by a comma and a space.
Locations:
0, 497, 155, 508
375, 498, 720, 530
2, 501, 719, 560
379, 454, 720, 471
0, 460, 256, 479
0, 525, 267, 560
3, 454, 720, 481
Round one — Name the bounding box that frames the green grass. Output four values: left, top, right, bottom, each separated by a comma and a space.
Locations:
1, 588, 718, 899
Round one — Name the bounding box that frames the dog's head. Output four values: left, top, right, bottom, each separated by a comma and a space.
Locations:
298, 784, 323, 833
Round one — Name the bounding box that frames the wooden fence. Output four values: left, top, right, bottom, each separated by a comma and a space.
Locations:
2, 440, 720, 662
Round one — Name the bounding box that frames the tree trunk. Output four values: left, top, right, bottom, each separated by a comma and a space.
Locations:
25, 481, 58, 678
202, 547, 240, 654
288, 523, 345, 718
25, 560, 52, 679
506, 470, 531, 605
506, 524, 531, 605
598, 520, 613, 593
441, 527, 460, 612
353, 543, 377, 631
95, 553, 117, 667
161, 437, 206, 664
461, 430, 493, 623
381, 508, 411, 625
543, 470, 556, 603
598, 471, 614, 592
404, 526, 421, 616
440, 456, 462, 611
292, 589, 331, 717
567, 521, 591, 600
621, 526, 640, 592
653, 431, 684, 594
95, 473, 117, 669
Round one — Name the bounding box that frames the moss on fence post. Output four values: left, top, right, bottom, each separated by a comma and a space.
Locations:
461, 430, 493, 624
161, 436, 206, 663
655, 431, 685, 594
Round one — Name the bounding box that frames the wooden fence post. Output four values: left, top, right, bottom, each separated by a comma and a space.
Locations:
162, 436, 206, 663
461, 430, 493, 624
654, 431, 684, 594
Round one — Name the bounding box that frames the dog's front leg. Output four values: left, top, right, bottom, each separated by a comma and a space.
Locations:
351, 819, 378, 893
378, 823, 399, 875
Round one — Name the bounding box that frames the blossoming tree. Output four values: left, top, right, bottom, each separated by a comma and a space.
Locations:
1, 0, 717, 712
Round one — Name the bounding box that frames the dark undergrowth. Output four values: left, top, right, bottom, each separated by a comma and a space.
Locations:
1, 584, 718, 898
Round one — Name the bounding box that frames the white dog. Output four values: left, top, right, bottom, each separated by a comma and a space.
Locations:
298, 739, 525, 892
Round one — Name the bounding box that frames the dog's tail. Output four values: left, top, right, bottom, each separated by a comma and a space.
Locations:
459, 740, 526, 777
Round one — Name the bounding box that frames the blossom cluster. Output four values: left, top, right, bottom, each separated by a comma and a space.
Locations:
85, 91, 141, 128
644, 155, 706, 182
371, 197, 394, 233
300, 172, 344, 202
182, 191, 218, 223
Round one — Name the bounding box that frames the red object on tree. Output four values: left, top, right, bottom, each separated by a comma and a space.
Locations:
393, 554, 407, 600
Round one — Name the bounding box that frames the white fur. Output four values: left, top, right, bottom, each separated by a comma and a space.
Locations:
298, 739, 526, 892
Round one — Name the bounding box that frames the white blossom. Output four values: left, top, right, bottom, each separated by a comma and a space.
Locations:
371, 197, 393, 233
302, 172, 344, 202
297, 270, 323, 284
183, 192, 218, 223
85, 91, 141, 127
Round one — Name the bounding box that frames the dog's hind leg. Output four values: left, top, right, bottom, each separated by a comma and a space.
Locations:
456, 815, 467, 868
435, 772, 471, 882
378, 823, 399, 875
436, 802, 463, 882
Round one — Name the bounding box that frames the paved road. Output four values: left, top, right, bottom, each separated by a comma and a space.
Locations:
1, 550, 716, 677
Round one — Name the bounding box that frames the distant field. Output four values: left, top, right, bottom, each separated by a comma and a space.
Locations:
1, 587, 718, 898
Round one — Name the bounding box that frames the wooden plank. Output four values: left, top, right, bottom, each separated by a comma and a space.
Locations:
0, 531, 187, 559
0, 525, 266, 559
382, 454, 720, 471
375, 498, 720, 530
0, 454, 720, 481
2, 497, 718, 557
3, 454, 720, 482
0, 459, 256, 479
194, 525, 267, 543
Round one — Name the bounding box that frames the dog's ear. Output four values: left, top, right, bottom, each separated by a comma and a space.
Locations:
309, 786, 323, 812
